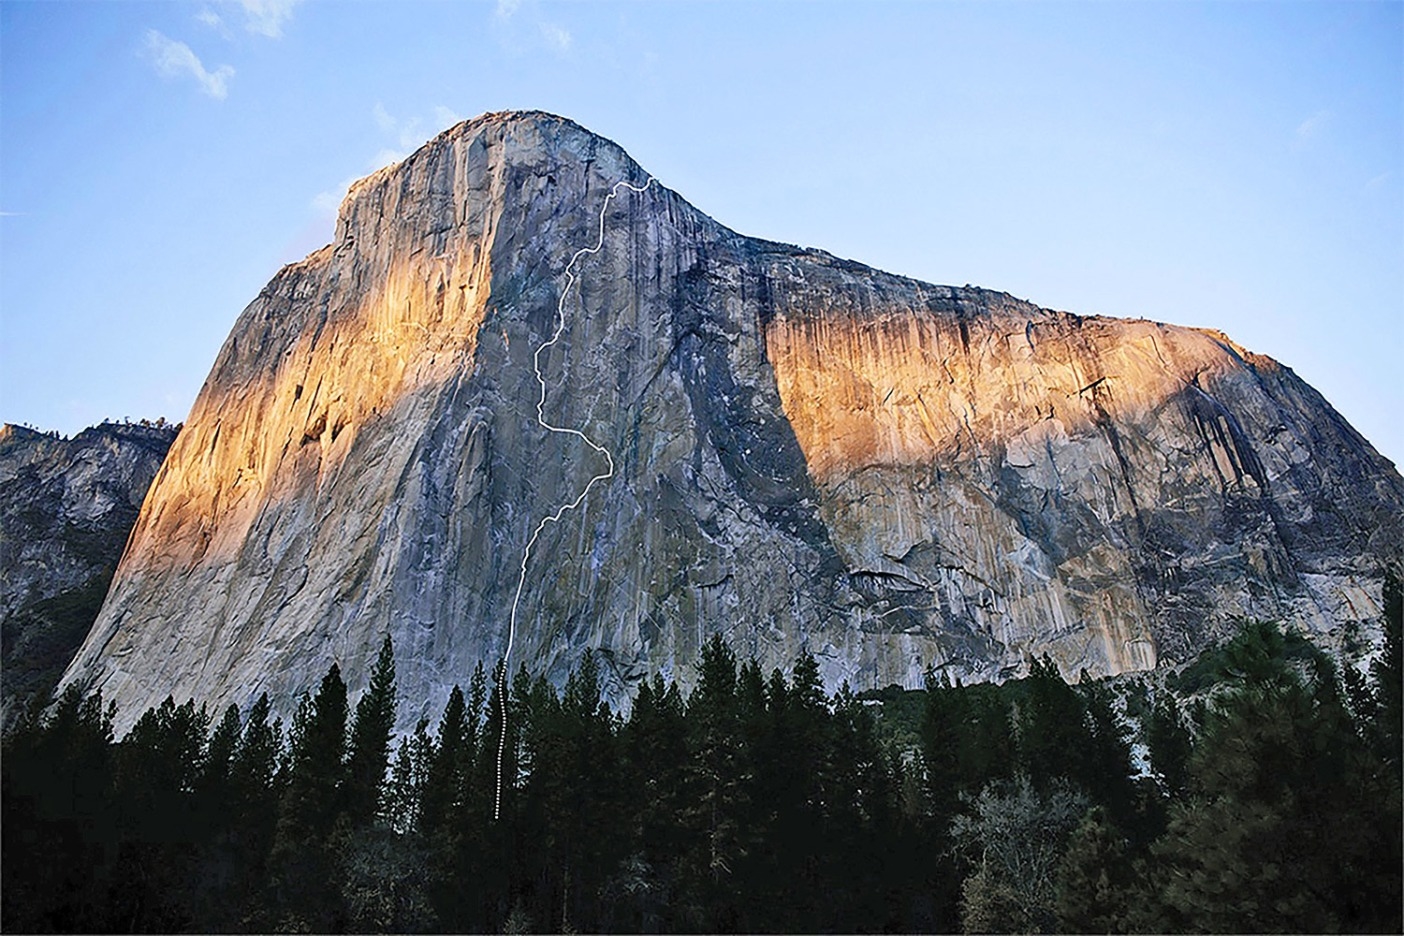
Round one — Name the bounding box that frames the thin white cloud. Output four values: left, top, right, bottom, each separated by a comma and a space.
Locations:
1295, 109, 1330, 141
1365, 171, 1393, 192
372, 102, 398, 135
312, 183, 353, 217
144, 30, 234, 99
540, 21, 572, 52
433, 105, 465, 131
312, 104, 466, 217
371, 147, 410, 169
492, 0, 572, 56
373, 102, 464, 155
373, 103, 424, 156
235, 0, 300, 39
196, 8, 225, 30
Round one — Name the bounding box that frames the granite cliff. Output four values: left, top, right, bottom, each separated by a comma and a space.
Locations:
58, 111, 1404, 732
1, 421, 178, 725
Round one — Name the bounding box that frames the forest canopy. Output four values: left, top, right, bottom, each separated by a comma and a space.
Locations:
4, 585, 1401, 934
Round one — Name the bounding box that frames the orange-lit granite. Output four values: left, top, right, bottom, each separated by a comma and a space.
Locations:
763, 303, 1278, 677
59, 112, 1404, 734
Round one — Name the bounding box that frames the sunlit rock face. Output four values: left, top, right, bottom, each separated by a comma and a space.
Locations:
765, 295, 1402, 675
59, 111, 1404, 733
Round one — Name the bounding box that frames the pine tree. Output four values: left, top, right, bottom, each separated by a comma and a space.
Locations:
681, 633, 748, 931
430, 666, 508, 933
619, 673, 688, 930
270, 663, 349, 930
419, 687, 472, 929
1143, 623, 1401, 933
345, 635, 398, 826
430, 686, 472, 825
764, 649, 830, 930
285, 663, 348, 831
228, 693, 282, 927
2, 685, 117, 933
202, 703, 242, 799
629, 681, 686, 822
232, 693, 283, 800
1075, 674, 1137, 827
828, 680, 899, 931
1144, 688, 1193, 799
189, 703, 243, 927
108, 696, 212, 930
385, 719, 429, 834
534, 651, 624, 931
1054, 805, 1130, 933
921, 671, 966, 825
737, 659, 767, 725
1016, 655, 1087, 788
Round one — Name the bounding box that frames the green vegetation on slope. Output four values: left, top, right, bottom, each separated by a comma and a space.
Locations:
1, 572, 114, 725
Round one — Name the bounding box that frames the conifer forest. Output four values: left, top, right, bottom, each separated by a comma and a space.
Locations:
3, 584, 1400, 934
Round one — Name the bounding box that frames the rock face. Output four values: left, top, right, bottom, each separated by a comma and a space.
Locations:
58, 111, 1404, 733
1, 422, 178, 725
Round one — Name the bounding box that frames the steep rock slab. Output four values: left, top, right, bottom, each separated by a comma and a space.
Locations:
765, 292, 1401, 672
58, 112, 1404, 733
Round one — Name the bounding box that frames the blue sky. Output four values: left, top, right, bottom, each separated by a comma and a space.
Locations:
2, 1, 1400, 465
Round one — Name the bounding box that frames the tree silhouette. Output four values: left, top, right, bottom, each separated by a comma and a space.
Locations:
345, 635, 398, 827
4, 622, 1400, 935
269, 663, 348, 930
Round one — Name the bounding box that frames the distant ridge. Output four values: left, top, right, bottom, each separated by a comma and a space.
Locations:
2, 420, 178, 725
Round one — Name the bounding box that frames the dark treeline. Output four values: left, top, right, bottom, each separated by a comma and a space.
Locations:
3, 586, 1400, 934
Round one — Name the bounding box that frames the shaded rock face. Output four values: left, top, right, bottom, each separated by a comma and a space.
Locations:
58, 112, 1404, 733
1, 422, 178, 725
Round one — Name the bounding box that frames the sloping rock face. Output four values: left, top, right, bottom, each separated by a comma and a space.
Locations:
58, 112, 1404, 733
1, 422, 178, 725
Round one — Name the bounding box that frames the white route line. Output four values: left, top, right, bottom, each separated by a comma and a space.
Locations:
495, 176, 653, 821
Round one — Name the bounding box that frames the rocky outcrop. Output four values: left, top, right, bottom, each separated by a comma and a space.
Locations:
1, 422, 178, 725
57, 111, 1404, 734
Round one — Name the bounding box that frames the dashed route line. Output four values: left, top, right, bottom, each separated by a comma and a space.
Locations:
495, 176, 653, 821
